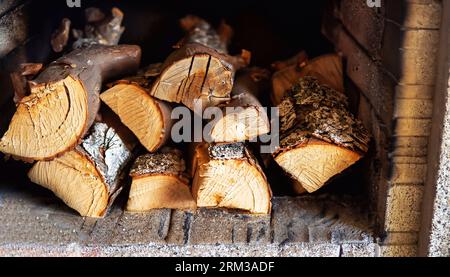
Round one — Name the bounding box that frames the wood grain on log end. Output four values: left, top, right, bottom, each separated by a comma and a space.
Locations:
273, 76, 370, 193
28, 122, 134, 218
192, 143, 272, 214
126, 149, 196, 212
101, 83, 172, 153
0, 45, 141, 161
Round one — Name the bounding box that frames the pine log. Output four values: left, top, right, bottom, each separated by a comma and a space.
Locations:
0, 45, 141, 161
149, 15, 250, 111
191, 142, 272, 214
126, 148, 196, 211
28, 122, 135, 217
100, 68, 172, 153
271, 53, 343, 105
208, 67, 271, 142
273, 77, 370, 193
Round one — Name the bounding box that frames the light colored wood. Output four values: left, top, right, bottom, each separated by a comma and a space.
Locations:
101, 83, 172, 152
126, 150, 196, 211
150, 46, 238, 111
150, 16, 249, 111
191, 143, 272, 214
28, 122, 134, 217
127, 175, 195, 211
271, 53, 344, 105
0, 76, 88, 162
275, 140, 361, 193
0, 45, 141, 161
209, 68, 270, 142
273, 77, 370, 193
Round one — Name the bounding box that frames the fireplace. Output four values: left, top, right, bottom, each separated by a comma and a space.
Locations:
0, 0, 448, 257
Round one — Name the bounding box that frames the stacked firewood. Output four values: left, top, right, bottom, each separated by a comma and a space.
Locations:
0, 8, 369, 218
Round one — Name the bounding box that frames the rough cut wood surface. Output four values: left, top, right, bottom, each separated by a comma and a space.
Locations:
127, 148, 195, 211
28, 122, 134, 218
191, 143, 272, 214
0, 45, 141, 161
101, 75, 172, 153
208, 67, 271, 143
273, 77, 370, 193
149, 15, 250, 111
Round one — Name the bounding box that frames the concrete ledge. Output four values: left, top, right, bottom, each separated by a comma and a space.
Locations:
0, 180, 376, 257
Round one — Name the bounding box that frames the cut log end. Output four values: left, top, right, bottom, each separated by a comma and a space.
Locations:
192, 144, 271, 214
100, 83, 171, 152
28, 122, 133, 217
150, 53, 233, 110
274, 140, 361, 193
28, 151, 109, 217
0, 75, 88, 161
126, 151, 195, 211
127, 175, 196, 211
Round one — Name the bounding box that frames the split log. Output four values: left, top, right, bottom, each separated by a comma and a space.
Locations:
100, 68, 172, 153
273, 77, 370, 193
0, 44, 141, 161
28, 122, 135, 217
126, 148, 196, 211
208, 67, 271, 143
271, 53, 343, 105
191, 143, 272, 214
149, 15, 250, 111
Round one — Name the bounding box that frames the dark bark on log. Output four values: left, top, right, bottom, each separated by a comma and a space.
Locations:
273, 76, 370, 193
0, 45, 141, 161
73, 7, 125, 49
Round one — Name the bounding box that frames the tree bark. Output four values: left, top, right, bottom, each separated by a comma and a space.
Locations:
28, 122, 135, 217
272, 77, 370, 193
0, 44, 141, 161
126, 148, 196, 211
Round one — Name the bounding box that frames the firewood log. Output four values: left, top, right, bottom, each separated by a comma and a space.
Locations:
126, 148, 196, 211
28, 122, 135, 217
72, 7, 125, 49
149, 15, 250, 112
0, 45, 141, 161
207, 67, 271, 143
271, 53, 343, 105
272, 77, 370, 193
100, 67, 173, 153
191, 142, 272, 214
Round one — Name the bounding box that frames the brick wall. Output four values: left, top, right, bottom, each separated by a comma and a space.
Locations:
322, 0, 443, 257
